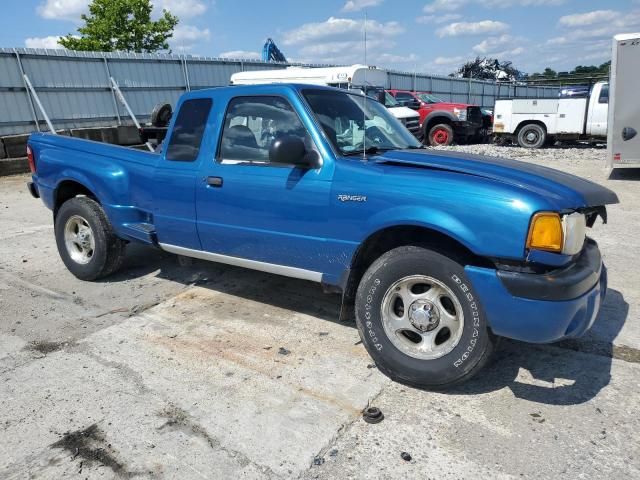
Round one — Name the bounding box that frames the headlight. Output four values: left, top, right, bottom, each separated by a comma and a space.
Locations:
562, 212, 587, 255
453, 107, 467, 121
526, 211, 586, 255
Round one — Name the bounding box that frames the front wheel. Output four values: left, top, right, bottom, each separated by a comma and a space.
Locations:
355, 246, 496, 389
426, 124, 454, 146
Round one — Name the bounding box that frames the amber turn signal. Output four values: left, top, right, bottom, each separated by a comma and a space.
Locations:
526, 212, 563, 253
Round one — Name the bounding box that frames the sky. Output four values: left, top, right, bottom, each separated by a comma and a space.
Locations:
5, 0, 639, 75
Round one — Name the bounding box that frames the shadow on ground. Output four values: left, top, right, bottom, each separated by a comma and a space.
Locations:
104, 244, 630, 406
449, 289, 629, 405
608, 168, 640, 181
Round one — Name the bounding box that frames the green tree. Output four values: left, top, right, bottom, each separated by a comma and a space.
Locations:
59, 0, 178, 53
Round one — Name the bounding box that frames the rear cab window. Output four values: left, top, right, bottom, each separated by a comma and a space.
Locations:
165, 98, 213, 161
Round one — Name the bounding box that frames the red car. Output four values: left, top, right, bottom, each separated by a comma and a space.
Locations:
388, 90, 486, 146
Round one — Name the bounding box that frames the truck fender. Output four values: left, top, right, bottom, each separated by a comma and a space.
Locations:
53, 166, 133, 234
363, 205, 479, 257
423, 111, 457, 132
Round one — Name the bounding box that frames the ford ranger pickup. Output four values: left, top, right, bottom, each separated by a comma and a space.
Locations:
27, 84, 618, 389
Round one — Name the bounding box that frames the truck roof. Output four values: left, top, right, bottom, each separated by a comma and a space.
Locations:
180, 82, 365, 100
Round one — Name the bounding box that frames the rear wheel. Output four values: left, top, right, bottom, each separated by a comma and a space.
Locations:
517, 123, 546, 148
54, 197, 126, 280
355, 246, 496, 389
427, 123, 454, 146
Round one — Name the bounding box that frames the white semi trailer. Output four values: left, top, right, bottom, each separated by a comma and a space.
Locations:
607, 33, 640, 169
493, 82, 609, 148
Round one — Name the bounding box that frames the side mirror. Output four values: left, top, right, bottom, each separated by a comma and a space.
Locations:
269, 136, 321, 169
408, 100, 421, 110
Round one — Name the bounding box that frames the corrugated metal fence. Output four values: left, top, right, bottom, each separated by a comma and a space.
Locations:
0, 48, 559, 136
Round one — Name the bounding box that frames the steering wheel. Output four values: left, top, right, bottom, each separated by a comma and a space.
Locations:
365, 126, 387, 145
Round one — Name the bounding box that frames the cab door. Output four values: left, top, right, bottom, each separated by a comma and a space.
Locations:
587, 84, 608, 137
152, 97, 213, 250
195, 93, 334, 274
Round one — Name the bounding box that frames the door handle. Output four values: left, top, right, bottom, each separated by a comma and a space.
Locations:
206, 176, 223, 187
622, 127, 637, 141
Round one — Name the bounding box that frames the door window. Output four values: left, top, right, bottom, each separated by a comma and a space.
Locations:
598, 85, 609, 104
165, 98, 212, 162
218, 96, 314, 165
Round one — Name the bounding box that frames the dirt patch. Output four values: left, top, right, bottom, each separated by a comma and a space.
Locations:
157, 404, 219, 450
50, 424, 133, 477
25, 340, 74, 355
557, 339, 640, 364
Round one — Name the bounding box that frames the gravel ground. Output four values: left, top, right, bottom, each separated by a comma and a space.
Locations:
1, 146, 639, 479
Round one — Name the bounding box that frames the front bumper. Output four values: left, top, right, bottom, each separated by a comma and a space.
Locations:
452, 121, 482, 137
465, 239, 606, 343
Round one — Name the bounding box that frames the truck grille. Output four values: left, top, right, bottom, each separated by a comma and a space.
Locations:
467, 106, 482, 126
402, 117, 421, 138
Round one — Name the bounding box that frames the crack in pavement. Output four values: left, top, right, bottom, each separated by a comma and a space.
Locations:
156, 402, 284, 479
300, 376, 391, 477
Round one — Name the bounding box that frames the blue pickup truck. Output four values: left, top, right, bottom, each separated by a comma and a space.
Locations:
27, 84, 618, 388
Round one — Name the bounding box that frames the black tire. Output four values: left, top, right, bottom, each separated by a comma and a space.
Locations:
54, 197, 126, 280
355, 246, 496, 389
517, 123, 546, 149
426, 123, 454, 146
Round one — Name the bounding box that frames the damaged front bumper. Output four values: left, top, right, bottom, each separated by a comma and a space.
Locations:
465, 239, 606, 343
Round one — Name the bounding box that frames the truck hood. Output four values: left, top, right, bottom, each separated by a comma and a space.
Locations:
388, 106, 420, 119
427, 102, 476, 110
374, 149, 619, 208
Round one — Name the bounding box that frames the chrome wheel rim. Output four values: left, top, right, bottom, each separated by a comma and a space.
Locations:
381, 275, 464, 360
64, 215, 95, 265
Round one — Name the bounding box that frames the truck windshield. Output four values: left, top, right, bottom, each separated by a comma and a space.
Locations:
303, 89, 422, 155
417, 93, 443, 104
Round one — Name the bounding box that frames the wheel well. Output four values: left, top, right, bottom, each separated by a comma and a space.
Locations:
53, 180, 97, 217
515, 120, 547, 135
343, 225, 493, 303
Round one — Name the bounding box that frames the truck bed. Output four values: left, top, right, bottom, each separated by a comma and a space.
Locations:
28, 133, 160, 243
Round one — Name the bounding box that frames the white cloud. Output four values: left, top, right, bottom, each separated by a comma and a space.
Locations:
478, 0, 565, 6
37, 0, 209, 22
25, 36, 65, 49
37, 0, 88, 21
433, 55, 465, 65
423, 0, 564, 13
472, 34, 515, 54
153, 0, 208, 19
377, 52, 419, 63
558, 10, 620, 27
173, 24, 210, 43
218, 50, 261, 60
171, 24, 210, 51
342, 0, 384, 12
423, 0, 466, 14
282, 17, 403, 46
437, 20, 509, 37
416, 14, 462, 24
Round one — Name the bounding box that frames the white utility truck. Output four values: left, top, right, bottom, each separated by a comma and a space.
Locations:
230, 65, 422, 138
607, 33, 640, 169
493, 82, 609, 148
